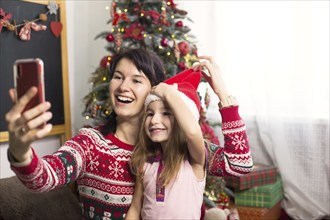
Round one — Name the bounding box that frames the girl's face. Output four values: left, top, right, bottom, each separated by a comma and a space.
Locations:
109, 58, 152, 120
144, 101, 175, 145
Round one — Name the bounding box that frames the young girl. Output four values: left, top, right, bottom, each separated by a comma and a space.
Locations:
126, 69, 206, 219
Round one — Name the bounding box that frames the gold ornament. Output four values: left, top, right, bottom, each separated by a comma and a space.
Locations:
39, 13, 48, 21
7, 24, 15, 31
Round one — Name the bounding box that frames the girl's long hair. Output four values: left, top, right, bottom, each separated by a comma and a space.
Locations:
130, 109, 189, 186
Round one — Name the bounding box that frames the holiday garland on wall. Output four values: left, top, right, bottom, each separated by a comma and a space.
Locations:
0, 0, 62, 40
82, 0, 229, 207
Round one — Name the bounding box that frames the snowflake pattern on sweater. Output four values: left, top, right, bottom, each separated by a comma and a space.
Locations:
10, 106, 253, 220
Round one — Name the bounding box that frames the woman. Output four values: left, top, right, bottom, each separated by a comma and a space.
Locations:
6, 49, 252, 220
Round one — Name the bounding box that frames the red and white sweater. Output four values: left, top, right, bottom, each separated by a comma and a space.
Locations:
10, 106, 253, 220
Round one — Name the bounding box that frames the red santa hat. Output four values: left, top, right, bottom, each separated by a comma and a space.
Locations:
145, 68, 202, 120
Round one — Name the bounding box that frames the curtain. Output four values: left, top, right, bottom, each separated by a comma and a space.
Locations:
185, 1, 330, 219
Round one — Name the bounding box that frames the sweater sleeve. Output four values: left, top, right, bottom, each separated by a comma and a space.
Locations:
9, 128, 96, 192
207, 105, 253, 177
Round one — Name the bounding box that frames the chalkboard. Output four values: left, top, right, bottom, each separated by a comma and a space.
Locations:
0, 0, 71, 142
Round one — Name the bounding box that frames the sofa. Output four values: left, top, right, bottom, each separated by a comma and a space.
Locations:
0, 176, 82, 220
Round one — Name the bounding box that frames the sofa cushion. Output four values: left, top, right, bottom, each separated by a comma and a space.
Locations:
0, 176, 82, 220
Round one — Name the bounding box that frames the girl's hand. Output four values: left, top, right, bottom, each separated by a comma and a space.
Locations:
193, 55, 229, 100
150, 82, 178, 100
6, 87, 53, 162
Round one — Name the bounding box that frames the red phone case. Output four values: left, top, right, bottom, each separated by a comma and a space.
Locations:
13, 58, 45, 112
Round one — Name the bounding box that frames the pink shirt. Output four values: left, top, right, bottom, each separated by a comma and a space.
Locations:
141, 159, 206, 220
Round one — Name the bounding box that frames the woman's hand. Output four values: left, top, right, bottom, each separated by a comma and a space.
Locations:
193, 55, 229, 101
5, 87, 53, 162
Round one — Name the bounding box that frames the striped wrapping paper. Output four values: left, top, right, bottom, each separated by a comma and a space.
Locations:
235, 176, 283, 208
224, 163, 278, 190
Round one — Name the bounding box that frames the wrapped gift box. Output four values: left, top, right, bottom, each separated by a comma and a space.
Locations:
235, 176, 283, 208
224, 163, 278, 190
236, 201, 281, 220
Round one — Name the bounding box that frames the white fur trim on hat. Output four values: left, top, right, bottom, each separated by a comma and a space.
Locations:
144, 92, 199, 121
144, 94, 161, 106
178, 91, 200, 120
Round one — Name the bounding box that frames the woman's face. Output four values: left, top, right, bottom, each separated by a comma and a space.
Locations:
109, 58, 152, 120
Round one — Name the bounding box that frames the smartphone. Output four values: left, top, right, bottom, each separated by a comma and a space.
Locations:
13, 58, 45, 113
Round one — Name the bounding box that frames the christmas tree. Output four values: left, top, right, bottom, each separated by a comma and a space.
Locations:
82, 0, 227, 206
82, 0, 199, 122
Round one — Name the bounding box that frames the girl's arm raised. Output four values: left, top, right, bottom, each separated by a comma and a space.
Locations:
151, 83, 205, 168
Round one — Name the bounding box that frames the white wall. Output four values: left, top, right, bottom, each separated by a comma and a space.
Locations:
66, 1, 111, 134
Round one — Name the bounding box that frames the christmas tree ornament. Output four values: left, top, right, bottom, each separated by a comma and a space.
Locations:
148, 10, 161, 24
160, 37, 169, 47
106, 33, 115, 42
112, 13, 129, 26
178, 61, 186, 71
166, 0, 176, 9
175, 20, 183, 28
123, 22, 144, 40
218, 192, 230, 209
115, 33, 122, 51
178, 41, 190, 56
7, 23, 15, 31
100, 56, 112, 69
50, 21, 62, 37
39, 13, 48, 21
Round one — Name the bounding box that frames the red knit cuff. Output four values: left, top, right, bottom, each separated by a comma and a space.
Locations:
11, 148, 39, 175
219, 105, 241, 122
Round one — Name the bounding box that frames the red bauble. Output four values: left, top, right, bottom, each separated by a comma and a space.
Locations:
160, 38, 169, 47
178, 61, 186, 70
106, 33, 115, 42
100, 56, 112, 68
178, 41, 190, 56
175, 21, 183, 28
